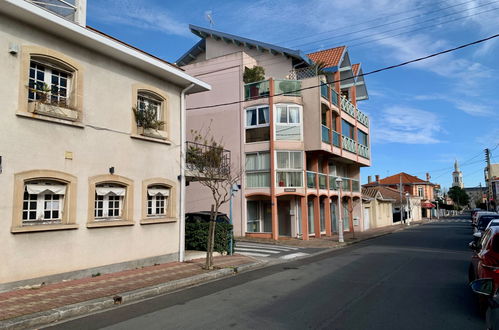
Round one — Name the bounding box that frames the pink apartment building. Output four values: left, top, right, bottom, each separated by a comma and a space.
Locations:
178, 25, 371, 240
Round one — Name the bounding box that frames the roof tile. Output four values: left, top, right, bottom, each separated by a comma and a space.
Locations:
307, 46, 346, 67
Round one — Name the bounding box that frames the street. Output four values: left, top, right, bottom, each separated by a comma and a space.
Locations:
47, 215, 483, 330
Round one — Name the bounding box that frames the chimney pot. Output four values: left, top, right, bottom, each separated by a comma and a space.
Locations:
368, 176, 372, 183
375, 175, 380, 182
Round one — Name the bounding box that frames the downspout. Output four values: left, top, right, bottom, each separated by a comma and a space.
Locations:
179, 83, 195, 262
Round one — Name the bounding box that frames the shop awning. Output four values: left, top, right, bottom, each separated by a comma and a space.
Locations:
421, 202, 436, 209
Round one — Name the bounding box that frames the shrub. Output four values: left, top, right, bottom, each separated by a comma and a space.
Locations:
243, 66, 265, 84
185, 221, 234, 254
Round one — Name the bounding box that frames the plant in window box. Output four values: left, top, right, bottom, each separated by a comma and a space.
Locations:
27, 83, 79, 121
133, 104, 166, 139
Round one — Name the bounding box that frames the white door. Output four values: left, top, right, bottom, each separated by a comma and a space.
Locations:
363, 207, 370, 230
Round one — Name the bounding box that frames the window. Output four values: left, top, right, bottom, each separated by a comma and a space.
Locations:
94, 184, 126, 220
342, 119, 355, 139
132, 85, 169, 141
245, 152, 270, 188
12, 170, 77, 233
276, 151, 303, 187
275, 104, 302, 141
247, 200, 272, 233
27, 0, 78, 23
147, 185, 170, 217
418, 187, 424, 197
137, 92, 163, 124
358, 130, 369, 146
22, 181, 66, 224
245, 106, 270, 143
28, 61, 71, 106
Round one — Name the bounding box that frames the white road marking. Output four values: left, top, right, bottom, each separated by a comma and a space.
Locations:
235, 243, 299, 251
279, 252, 309, 260
235, 252, 271, 257
234, 247, 281, 254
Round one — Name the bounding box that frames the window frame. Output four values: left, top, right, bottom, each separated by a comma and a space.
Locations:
12, 170, 77, 233
274, 103, 303, 141
131, 84, 169, 142
245, 105, 270, 128
87, 175, 134, 228
245, 152, 271, 188
275, 150, 304, 188
141, 178, 177, 224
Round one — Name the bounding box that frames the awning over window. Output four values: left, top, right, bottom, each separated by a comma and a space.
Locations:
26, 184, 66, 195
148, 188, 170, 196
421, 202, 436, 209
95, 187, 126, 196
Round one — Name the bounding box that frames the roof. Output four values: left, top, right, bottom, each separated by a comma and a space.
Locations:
2, 0, 210, 94
307, 46, 346, 71
364, 172, 433, 187
352, 63, 360, 76
177, 25, 313, 66
362, 186, 405, 203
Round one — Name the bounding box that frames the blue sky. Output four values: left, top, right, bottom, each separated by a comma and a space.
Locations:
87, 0, 499, 191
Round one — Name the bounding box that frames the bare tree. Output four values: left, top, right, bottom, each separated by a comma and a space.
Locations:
186, 127, 242, 270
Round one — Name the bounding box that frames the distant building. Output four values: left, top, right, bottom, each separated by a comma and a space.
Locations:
452, 160, 464, 188
464, 187, 486, 209
485, 164, 499, 210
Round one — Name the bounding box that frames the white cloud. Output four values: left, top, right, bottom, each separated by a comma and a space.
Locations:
372, 106, 444, 144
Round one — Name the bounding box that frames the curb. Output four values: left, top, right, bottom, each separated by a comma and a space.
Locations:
0, 261, 265, 330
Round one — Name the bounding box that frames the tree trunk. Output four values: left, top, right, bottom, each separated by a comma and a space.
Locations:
205, 204, 218, 270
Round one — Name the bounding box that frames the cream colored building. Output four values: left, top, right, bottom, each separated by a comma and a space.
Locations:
0, 0, 209, 290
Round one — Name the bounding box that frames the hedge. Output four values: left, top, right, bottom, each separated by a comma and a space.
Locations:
185, 221, 234, 254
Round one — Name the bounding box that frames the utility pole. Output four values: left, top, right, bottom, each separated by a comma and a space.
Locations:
486, 148, 491, 211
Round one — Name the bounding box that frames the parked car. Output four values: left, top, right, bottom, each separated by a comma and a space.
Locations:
472, 208, 483, 221
473, 211, 497, 227
185, 211, 230, 224
473, 214, 499, 237
470, 278, 499, 329
469, 226, 499, 286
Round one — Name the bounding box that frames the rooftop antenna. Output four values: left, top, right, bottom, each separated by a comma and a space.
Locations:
204, 10, 215, 28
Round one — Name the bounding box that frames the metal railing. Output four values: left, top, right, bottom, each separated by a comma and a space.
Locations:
319, 173, 327, 189
358, 144, 370, 159
244, 80, 270, 100
342, 178, 351, 192
320, 83, 328, 100
332, 130, 340, 147
306, 171, 316, 188
331, 90, 339, 106
321, 125, 330, 144
329, 175, 338, 190
342, 135, 357, 153
185, 141, 231, 176
351, 179, 360, 192
340, 96, 356, 118
357, 109, 369, 127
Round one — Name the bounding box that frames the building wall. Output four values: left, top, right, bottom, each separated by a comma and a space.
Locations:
0, 14, 182, 285
365, 199, 393, 229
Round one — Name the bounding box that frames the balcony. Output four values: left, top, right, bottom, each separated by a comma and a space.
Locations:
244, 80, 270, 100
185, 141, 231, 181
357, 109, 369, 127
340, 96, 356, 118
274, 80, 301, 97
342, 178, 351, 192
351, 180, 360, 192
321, 125, 330, 144
331, 90, 338, 106
358, 144, 370, 159
342, 135, 357, 153
320, 83, 328, 100
306, 171, 316, 188
318, 173, 327, 189
332, 130, 340, 147
329, 175, 338, 190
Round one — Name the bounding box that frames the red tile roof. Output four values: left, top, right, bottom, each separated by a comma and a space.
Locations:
307, 46, 346, 67
364, 172, 430, 187
362, 186, 408, 203
352, 63, 360, 76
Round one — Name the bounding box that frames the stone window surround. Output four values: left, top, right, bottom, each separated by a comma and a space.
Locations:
87, 174, 134, 228
11, 170, 78, 233
141, 178, 177, 225
131, 84, 170, 142
17, 45, 84, 124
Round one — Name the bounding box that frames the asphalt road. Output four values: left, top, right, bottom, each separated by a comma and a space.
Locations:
48, 215, 483, 330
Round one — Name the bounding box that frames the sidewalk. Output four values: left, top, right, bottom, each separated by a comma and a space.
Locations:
0, 255, 260, 330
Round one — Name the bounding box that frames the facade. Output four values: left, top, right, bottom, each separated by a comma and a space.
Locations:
464, 186, 487, 209
485, 164, 499, 210
178, 25, 371, 240
0, 0, 209, 289
452, 160, 464, 188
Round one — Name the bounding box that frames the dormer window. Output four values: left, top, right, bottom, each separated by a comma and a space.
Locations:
27, 0, 85, 25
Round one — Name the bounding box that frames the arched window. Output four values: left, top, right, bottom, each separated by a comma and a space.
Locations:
132, 85, 169, 141
147, 185, 170, 217
141, 178, 176, 224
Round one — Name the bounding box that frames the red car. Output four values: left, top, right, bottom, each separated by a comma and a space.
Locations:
469, 226, 499, 289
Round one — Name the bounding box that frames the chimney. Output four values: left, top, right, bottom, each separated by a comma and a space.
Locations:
426, 172, 431, 181
368, 176, 372, 184
375, 175, 380, 183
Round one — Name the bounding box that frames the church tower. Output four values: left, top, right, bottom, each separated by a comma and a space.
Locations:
452, 160, 464, 188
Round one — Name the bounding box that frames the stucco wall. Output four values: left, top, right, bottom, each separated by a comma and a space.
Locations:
0, 14, 183, 284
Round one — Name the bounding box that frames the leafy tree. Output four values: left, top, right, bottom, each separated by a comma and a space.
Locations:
448, 186, 470, 208
243, 66, 265, 83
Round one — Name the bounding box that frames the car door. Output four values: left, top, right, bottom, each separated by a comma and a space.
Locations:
477, 230, 494, 279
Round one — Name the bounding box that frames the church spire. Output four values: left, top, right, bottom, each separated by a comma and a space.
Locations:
454, 159, 459, 171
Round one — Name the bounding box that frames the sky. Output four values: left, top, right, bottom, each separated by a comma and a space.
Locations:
87, 0, 499, 191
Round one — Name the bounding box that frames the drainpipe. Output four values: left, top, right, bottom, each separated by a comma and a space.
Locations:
179, 83, 195, 262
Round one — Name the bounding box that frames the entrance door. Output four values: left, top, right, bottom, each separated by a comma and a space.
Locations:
278, 201, 291, 236
330, 201, 338, 233
363, 207, 370, 230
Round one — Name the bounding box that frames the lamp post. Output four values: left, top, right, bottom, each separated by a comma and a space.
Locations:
229, 183, 240, 255
405, 192, 410, 226
335, 177, 344, 243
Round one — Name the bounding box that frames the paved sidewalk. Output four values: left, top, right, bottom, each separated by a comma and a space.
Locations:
0, 255, 259, 329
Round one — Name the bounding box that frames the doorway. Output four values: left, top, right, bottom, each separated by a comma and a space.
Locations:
278, 200, 291, 236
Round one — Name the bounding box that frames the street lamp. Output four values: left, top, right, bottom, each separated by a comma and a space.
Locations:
335, 177, 344, 243
405, 192, 410, 226
229, 183, 240, 255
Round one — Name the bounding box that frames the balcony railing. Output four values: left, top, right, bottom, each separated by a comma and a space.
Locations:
320, 83, 328, 100
329, 175, 338, 190
351, 180, 360, 192
332, 130, 340, 147
358, 144, 370, 159
342, 135, 357, 153
331, 90, 338, 106
185, 141, 231, 176
357, 110, 369, 127
319, 173, 327, 189
306, 171, 316, 188
244, 80, 270, 100
342, 178, 351, 192
341, 96, 356, 118
275, 80, 301, 97
321, 125, 330, 144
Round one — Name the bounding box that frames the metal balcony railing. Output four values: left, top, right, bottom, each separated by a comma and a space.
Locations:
320, 83, 328, 100
341, 96, 356, 118
351, 180, 360, 192
306, 171, 316, 188
318, 173, 327, 189
342, 135, 357, 153
329, 175, 338, 190
332, 130, 340, 147
185, 141, 231, 176
331, 90, 339, 106
321, 125, 330, 144
358, 144, 370, 159
357, 110, 369, 127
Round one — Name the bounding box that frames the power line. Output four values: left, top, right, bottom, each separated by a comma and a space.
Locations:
186, 32, 499, 111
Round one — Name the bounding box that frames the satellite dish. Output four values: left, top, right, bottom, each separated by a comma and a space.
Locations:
204, 10, 215, 27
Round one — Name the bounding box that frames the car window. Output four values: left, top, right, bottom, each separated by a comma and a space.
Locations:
479, 216, 499, 230
493, 236, 499, 253
481, 230, 493, 250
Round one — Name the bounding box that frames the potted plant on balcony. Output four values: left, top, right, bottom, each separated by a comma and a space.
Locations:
243, 66, 265, 99
28, 83, 79, 121
133, 104, 165, 139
